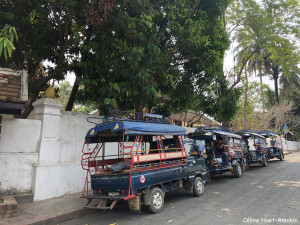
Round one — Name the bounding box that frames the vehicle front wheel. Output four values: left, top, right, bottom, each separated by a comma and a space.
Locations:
233, 163, 242, 178
148, 187, 164, 214
193, 176, 204, 197
279, 152, 284, 161
262, 157, 268, 167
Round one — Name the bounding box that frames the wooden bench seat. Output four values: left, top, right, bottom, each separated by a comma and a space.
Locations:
132, 151, 187, 163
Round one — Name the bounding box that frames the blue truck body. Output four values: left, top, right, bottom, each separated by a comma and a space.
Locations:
81, 114, 208, 213
91, 155, 207, 194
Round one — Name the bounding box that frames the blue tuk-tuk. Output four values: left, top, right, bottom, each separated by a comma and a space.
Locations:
188, 126, 246, 178
81, 111, 208, 213
236, 130, 268, 167
259, 130, 284, 161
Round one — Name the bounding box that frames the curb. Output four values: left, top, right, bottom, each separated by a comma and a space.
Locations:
284, 150, 300, 155
28, 208, 96, 225
0, 208, 97, 225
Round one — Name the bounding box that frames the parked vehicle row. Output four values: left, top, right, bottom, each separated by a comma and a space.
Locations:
80, 111, 284, 213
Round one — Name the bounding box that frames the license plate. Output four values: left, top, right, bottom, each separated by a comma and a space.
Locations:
215, 158, 222, 163
108, 192, 119, 197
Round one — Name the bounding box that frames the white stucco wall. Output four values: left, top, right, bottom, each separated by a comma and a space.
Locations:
0, 118, 40, 193
282, 139, 300, 151
0, 118, 41, 153
32, 104, 99, 201
0, 101, 99, 200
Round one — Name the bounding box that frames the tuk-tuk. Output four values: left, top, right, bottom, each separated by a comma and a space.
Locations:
188, 126, 246, 178
259, 130, 284, 161
236, 130, 268, 167
81, 111, 208, 213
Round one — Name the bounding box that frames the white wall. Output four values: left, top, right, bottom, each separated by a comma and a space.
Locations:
31, 99, 99, 201
0, 118, 41, 153
33, 111, 95, 200
0, 99, 100, 200
0, 118, 40, 193
282, 139, 300, 151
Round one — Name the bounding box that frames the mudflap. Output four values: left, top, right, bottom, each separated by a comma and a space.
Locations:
128, 195, 141, 213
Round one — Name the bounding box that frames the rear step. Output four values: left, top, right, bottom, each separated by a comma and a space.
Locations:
81, 194, 126, 210
85, 199, 119, 210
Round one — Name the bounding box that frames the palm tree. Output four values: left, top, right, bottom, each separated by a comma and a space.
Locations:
280, 69, 300, 99
247, 48, 269, 112
262, 57, 281, 104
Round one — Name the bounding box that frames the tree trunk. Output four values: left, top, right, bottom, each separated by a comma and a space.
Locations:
65, 77, 80, 111
243, 69, 248, 130
135, 98, 144, 113
259, 72, 265, 113
222, 120, 230, 128
273, 69, 279, 104
221, 4, 226, 28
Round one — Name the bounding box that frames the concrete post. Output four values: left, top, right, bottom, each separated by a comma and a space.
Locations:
33, 98, 63, 140
32, 98, 64, 200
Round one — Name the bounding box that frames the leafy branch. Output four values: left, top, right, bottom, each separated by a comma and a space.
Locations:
0, 25, 18, 61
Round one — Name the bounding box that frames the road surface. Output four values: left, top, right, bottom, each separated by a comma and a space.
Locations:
62, 152, 300, 225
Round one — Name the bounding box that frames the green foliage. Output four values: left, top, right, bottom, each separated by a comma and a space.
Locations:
74, 105, 94, 114
232, 81, 271, 130
0, 25, 18, 60
152, 106, 171, 118
227, 0, 300, 104
1, 0, 239, 121
56, 81, 73, 108
77, 0, 237, 121
288, 90, 300, 116
264, 87, 276, 109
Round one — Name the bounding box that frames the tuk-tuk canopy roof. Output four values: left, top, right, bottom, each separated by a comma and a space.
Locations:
236, 130, 266, 139
85, 121, 186, 138
258, 130, 278, 137
189, 128, 242, 139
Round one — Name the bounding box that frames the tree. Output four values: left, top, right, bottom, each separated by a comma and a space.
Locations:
227, 0, 300, 104
280, 68, 300, 100
0, 0, 120, 118
75, 0, 239, 123
231, 81, 270, 130
1, 0, 240, 122
262, 101, 300, 131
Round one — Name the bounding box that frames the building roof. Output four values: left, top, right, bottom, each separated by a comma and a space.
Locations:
170, 110, 221, 126
0, 67, 28, 115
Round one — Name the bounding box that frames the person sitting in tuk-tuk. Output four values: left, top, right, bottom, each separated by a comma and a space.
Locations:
270, 137, 276, 148
96, 160, 131, 173
214, 138, 229, 168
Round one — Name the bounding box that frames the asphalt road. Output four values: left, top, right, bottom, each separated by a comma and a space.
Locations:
62, 152, 300, 225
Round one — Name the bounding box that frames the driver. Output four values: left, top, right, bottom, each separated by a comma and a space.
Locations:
270, 137, 276, 148
215, 138, 229, 168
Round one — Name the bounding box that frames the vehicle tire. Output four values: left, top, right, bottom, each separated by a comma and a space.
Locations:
233, 163, 242, 178
193, 176, 204, 197
241, 159, 247, 172
148, 187, 164, 214
279, 152, 284, 161
262, 157, 268, 167
245, 160, 250, 170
